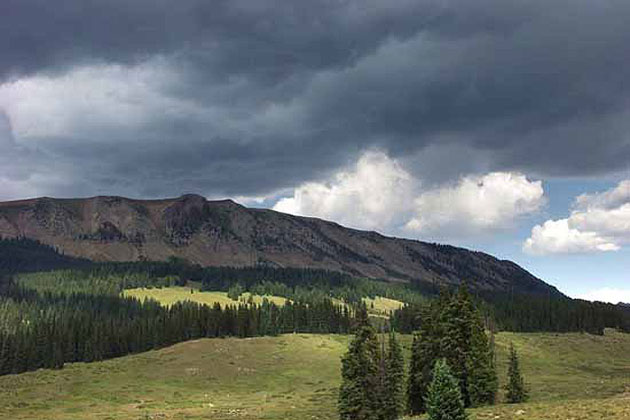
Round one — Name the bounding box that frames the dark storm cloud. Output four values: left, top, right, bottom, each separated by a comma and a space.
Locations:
0, 0, 433, 81
2, 0, 630, 199
45, 136, 345, 197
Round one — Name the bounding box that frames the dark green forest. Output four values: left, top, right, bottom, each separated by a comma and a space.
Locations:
0, 237, 90, 273
392, 291, 630, 335
0, 274, 353, 375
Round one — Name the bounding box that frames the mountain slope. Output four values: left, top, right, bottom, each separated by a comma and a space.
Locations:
0, 194, 560, 295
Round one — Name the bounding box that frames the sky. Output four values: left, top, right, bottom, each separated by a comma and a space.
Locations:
1, 0, 629, 302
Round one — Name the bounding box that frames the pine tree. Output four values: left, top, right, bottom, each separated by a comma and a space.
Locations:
407, 332, 426, 415
425, 359, 468, 420
227, 283, 243, 301
338, 325, 382, 420
439, 286, 475, 407
505, 343, 528, 403
466, 312, 498, 406
354, 302, 370, 330
407, 302, 442, 415
382, 331, 405, 420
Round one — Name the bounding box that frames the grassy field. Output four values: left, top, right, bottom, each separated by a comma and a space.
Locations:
123, 286, 404, 317
123, 287, 288, 307
1, 330, 629, 420
363, 296, 405, 315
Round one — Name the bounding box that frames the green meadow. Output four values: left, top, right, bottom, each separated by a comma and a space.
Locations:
123, 286, 404, 317
1, 330, 628, 419
123, 286, 289, 308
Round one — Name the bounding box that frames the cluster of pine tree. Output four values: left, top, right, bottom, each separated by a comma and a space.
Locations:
339, 288, 497, 419
0, 277, 354, 376
407, 287, 497, 414
338, 307, 406, 420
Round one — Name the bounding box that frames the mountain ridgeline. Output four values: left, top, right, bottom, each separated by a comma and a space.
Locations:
0, 194, 559, 296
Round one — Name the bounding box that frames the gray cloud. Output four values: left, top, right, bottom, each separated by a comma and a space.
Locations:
1, 0, 630, 200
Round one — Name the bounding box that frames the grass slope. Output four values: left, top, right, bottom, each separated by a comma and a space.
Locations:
1, 331, 629, 419
363, 296, 405, 315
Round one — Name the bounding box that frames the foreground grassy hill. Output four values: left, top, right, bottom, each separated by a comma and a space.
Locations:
0, 331, 629, 420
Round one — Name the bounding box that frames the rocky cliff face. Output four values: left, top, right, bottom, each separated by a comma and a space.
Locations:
0, 194, 560, 295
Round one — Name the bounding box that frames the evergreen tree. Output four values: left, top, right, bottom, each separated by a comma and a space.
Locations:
407, 332, 427, 415
505, 343, 528, 403
407, 300, 443, 415
354, 302, 370, 330
227, 283, 243, 301
382, 331, 405, 420
425, 359, 468, 420
466, 312, 498, 406
439, 286, 475, 406
338, 325, 382, 420
407, 286, 497, 412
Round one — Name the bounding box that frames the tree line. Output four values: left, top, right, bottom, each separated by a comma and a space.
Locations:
0, 237, 89, 274
392, 289, 630, 335
0, 276, 354, 376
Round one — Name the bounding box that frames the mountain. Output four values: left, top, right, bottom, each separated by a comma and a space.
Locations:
0, 194, 560, 296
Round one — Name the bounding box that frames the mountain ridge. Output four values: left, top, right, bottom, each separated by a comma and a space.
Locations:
0, 194, 561, 296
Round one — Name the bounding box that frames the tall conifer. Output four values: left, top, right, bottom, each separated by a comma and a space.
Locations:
466, 312, 498, 406
382, 331, 405, 420
439, 286, 474, 406
425, 359, 468, 420
407, 300, 443, 414
338, 325, 382, 420
505, 343, 528, 403
407, 331, 425, 415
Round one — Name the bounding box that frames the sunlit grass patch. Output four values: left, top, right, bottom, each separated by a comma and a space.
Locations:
362, 296, 405, 315
122, 286, 288, 308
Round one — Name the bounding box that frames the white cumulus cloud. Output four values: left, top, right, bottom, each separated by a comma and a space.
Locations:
524, 180, 630, 255
575, 180, 630, 210
523, 219, 620, 255
273, 150, 414, 230
405, 172, 544, 235
273, 151, 544, 236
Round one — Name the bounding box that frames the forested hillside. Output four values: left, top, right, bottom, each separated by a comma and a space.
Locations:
0, 238, 89, 274
0, 195, 560, 296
